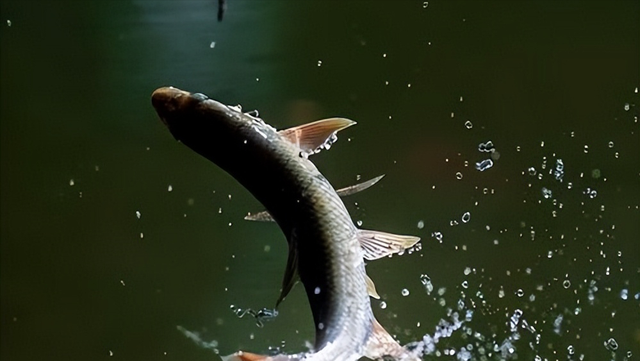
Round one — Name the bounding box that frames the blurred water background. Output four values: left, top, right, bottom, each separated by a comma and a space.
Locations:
1, 1, 639, 360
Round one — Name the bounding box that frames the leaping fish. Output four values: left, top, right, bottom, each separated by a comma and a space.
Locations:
151, 86, 422, 361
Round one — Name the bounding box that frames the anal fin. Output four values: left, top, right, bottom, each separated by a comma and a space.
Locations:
358, 230, 420, 261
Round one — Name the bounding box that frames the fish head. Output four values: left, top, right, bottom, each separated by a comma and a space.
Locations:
151, 87, 259, 166
151, 86, 239, 139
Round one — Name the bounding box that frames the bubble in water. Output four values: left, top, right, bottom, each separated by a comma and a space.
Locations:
567, 345, 575, 355
317, 60, 322, 67
604, 338, 618, 351
583, 145, 589, 153
516, 289, 524, 297
464, 120, 473, 129
401, 288, 410, 296
608, 141, 614, 148
423, 1, 429, 8
461, 280, 469, 289
135, 210, 141, 219
432, 232, 443, 242
461, 212, 471, 223
168, 185, 173, 192
623, 103, 630, 111
455, 172, 463, 180
379, 301, 387, 309
527, 167, 537, 176
563, 279, 571, 289
417, 220, 425, 229
541, 187, 553, 199
475, 159, 494, 171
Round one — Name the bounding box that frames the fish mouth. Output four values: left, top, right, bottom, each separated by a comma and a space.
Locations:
151, 87, 190, 127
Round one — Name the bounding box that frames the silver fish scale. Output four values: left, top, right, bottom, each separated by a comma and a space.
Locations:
268, 131, 374, 360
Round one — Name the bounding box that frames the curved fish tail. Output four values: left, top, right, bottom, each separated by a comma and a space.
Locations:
221, 351, 301, 361
364, 318, 423, 361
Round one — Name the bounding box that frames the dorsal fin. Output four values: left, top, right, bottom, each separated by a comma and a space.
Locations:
278, 118, 355, 155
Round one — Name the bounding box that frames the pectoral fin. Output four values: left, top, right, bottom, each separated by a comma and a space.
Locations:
358, 230, 421, 260
278, 117, 355, 155
276, 233, 300, 308
245, 175, 385, 222
335, 175, 385, 197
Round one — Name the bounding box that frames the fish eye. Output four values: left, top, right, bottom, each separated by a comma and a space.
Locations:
191, 93, 209, 101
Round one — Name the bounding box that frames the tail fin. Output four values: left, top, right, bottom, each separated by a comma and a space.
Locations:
364, 318, 422, 361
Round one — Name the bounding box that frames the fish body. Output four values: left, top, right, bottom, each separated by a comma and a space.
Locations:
152, 87, 421, 361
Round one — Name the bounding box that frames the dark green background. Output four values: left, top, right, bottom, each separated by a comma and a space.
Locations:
1, 1, 638, 360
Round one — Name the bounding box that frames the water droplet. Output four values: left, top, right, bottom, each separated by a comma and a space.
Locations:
604, 337, 618, 351
475, 159, 494, 171
417, 220, 425, 229
401, 288, 410, 296
554, 159, 564, 181
455, 172, 463, 180
620, 288, 628, 300
461, 212, 471, 223
420, 274, 433, 294
477, 140, 494, 152
464, 120, 473, 129
584, 188, 597, 199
